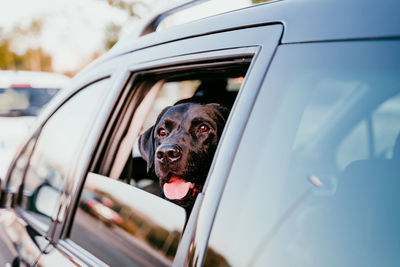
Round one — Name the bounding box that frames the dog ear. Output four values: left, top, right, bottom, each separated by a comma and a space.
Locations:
139, 126, 156, 172
138, 106, 172, 172
206, 103, 231, 136
208, 103, 230, 121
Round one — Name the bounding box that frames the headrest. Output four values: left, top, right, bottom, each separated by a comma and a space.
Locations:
393, 131, 400, 161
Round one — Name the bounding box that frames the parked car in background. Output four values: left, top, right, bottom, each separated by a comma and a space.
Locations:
0, 71, 70, 179
0, 0, 399, 266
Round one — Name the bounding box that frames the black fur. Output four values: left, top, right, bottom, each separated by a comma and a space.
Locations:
139, 103, 229, 211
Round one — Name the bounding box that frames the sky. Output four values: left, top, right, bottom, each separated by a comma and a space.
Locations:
0, 0, 252, 73
0, 0, 148, 72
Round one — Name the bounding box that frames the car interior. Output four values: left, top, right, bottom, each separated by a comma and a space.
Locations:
280, 83, 400, 265
93, 62, 250, 200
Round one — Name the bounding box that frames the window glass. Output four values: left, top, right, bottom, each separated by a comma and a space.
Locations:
372, 93, 400, 158
337, 91, 400, 169
337, 119, 369, 169
70, 173, 186, 267
205, 41, 400, 266
20, 79, 109, 228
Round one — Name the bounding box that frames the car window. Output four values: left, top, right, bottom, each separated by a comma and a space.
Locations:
96, 61, 249, 192
337, 93, 400, 169
205, 40, 400, 266
16, 79, 110, 230
69, 58, 251, 266
0, 87, 59, 116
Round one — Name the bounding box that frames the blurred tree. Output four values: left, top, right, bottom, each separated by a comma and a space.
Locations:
103, 0, 151, 50
0, 19, 53, 71
104, 23, 123, 50
19, 48, 53, 72
106, 0, 145, 17
0, 38, 15, 69
252, 0, 272, 3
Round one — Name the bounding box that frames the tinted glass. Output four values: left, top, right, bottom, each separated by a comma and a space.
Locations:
205, 41, 400, 266
70, 173, 186, 266
20, 79, 109, 228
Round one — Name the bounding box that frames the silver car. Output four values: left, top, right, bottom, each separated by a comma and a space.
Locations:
0, 0, 399, 266
0, 71, 70, 179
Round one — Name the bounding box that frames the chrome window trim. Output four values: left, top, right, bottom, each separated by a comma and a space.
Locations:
58, 239, 108, 267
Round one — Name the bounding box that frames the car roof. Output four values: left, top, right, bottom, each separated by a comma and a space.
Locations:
101, 0, 399, 63
0, 70, 70, 89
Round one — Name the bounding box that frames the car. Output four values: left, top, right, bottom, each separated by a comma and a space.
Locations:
0, 71, 70, 180
0, 0, 399, 266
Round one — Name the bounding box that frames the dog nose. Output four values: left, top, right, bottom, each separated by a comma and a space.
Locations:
156, 144, 182, 162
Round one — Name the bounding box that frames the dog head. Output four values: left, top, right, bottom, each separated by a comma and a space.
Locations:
139, 103, 229, 209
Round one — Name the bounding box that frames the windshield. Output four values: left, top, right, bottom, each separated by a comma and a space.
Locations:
0, 87, 59, 117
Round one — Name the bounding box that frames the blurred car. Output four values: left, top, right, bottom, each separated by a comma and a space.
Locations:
0, 71, 70, 179
0, 0, 399, 266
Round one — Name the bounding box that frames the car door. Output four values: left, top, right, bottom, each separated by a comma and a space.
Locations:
33, 24, 283, 266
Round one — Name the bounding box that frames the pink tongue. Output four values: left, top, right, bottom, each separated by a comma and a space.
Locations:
163, 175, 193, 200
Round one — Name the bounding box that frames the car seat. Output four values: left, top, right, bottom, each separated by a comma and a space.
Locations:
336, 131, 400, 265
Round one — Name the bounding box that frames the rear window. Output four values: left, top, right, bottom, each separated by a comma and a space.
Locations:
0, 87, 59, 116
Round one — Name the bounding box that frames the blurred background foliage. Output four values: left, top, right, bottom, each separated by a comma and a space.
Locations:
0, 19, 53, 71
0, 0, 149, 74
252, 0, 271, 3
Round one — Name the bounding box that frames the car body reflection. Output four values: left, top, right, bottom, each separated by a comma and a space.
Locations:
0, 209, 49, 266
80, 190, 123, 226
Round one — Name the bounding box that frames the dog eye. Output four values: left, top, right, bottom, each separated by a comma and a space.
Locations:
199, 124, 209, 132
158, 128, 167, 136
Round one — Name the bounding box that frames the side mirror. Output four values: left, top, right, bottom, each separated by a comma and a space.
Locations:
34, 184, 61, 218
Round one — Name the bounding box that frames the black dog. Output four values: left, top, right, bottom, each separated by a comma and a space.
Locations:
139, 102, 229, 211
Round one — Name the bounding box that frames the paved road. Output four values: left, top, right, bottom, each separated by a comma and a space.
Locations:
70, 208, 171, 266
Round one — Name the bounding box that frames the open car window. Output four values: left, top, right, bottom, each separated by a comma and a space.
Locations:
94, 58, 250, 197
68, 56, 252, 266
